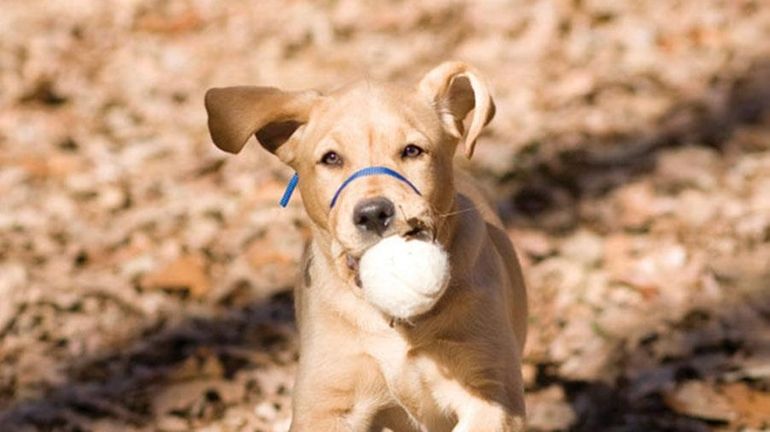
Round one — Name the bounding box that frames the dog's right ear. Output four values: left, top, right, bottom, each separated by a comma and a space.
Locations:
204, 86, 320, 163
417, 62, 495, 159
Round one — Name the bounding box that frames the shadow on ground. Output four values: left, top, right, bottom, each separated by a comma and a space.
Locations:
0, 292, 296, 430
499, 60, 770, 234
553, 291, 770, 432
499, 59, 770, 431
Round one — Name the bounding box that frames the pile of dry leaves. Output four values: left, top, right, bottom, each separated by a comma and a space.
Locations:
1, 1, 769, 431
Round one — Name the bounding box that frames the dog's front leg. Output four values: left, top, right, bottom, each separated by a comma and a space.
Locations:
290, 383, 376, 432
290, 415, 364, 432
290, 354, 385, 432
290, 390, 376, 432
290, 394, 383, 432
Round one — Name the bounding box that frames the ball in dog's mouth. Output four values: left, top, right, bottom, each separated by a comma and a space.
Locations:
357, 235, 450, 321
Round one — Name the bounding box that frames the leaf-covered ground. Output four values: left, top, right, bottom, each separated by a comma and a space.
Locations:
1, 1, 769, 431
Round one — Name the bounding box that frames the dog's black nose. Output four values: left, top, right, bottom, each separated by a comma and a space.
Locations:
353, 197, 395, 236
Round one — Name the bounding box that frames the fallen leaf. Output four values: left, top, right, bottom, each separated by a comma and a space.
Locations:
721, 382, 770, 429
664, 381, 736, 423
141, 254, 210, 299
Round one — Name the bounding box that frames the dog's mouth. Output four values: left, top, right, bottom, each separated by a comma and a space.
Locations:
344, 219, 435, 288
403, 217, 434, 242
346, 254, 362, 287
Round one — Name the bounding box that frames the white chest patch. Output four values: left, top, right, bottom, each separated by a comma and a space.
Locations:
366, 332, 444, 428
368, 331, 409, 382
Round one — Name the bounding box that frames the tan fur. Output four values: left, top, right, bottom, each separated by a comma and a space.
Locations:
205, 61, 528, 431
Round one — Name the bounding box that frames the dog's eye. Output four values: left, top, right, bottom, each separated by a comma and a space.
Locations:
401, 144, 424, 159
320, 151, 343, 166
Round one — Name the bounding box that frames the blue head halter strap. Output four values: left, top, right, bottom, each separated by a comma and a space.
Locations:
279, 166, 421, 208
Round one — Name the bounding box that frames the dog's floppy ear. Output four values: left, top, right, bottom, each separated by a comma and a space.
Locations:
418, 61, 496, 159
204, 86, 320, 163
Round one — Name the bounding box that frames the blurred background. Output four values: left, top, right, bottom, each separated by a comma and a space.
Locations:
1, 1, 770, 431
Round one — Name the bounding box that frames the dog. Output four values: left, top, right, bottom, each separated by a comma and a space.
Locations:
205, 61, 528, 431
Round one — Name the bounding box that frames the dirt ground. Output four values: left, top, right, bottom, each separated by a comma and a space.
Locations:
2, 1, 770, 431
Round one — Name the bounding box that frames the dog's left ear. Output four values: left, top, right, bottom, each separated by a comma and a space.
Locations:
204, 86, 320, 165
418, 61, 496, 159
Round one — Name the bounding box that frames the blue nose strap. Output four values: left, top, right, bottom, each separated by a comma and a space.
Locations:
329, 166, 421, 208
278, 166, 421, 208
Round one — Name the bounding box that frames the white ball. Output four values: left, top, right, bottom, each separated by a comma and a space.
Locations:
359, 236, 450, 320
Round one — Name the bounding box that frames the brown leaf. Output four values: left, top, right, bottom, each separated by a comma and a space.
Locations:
135, 10, 203, 34
721, 382, 770, 429
526, 385, 577, 431
664, 381, 736, 423
141, 254, 210, 299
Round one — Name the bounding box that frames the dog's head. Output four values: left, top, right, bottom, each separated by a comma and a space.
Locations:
205, 61, 494, 275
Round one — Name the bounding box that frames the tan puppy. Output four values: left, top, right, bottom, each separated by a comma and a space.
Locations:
205, 62, 528, 431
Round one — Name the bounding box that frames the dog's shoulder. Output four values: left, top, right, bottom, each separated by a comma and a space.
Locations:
453, 169, 503, 229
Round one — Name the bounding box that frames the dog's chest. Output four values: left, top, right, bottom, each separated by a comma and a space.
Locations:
364, 329, 404, 373
366, 331, 450, 424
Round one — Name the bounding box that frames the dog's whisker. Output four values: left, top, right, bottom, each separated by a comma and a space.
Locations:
397, 204, 408, 220
436, 207, 475, 219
